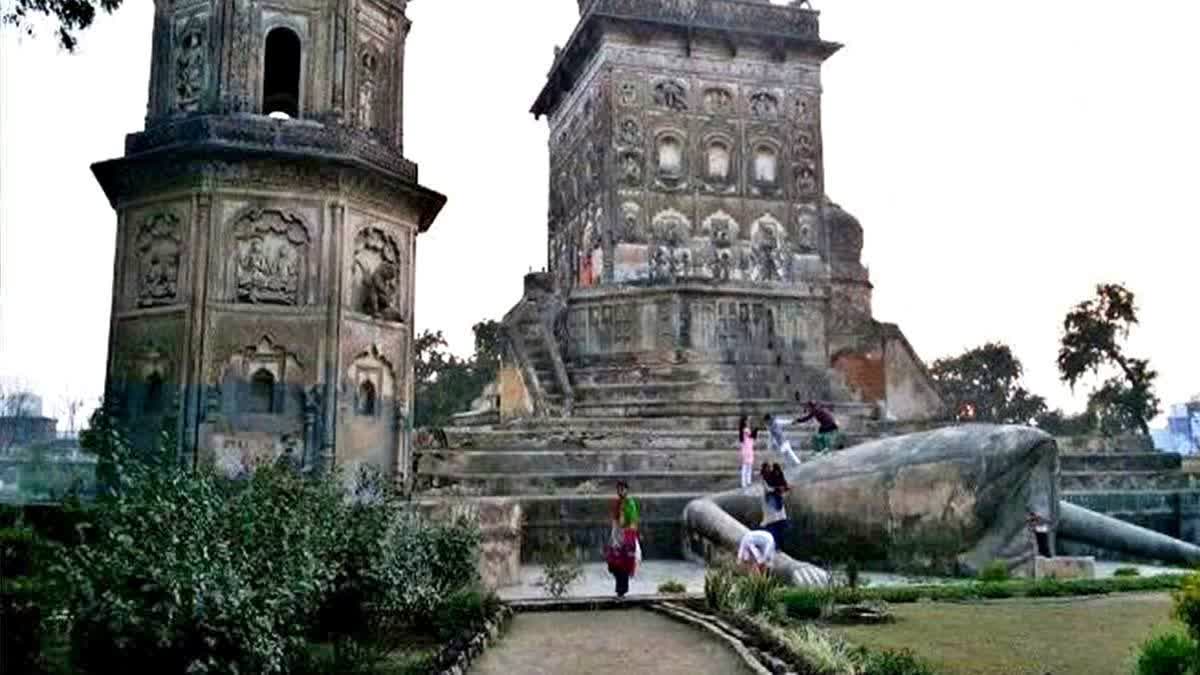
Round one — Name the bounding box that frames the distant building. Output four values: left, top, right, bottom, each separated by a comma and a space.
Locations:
0, 416, 58, 451
1154, 404, 1199, 454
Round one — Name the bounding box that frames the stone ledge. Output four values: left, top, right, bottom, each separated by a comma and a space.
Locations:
432, 604, 514, 675
1035, 556, 1096, 581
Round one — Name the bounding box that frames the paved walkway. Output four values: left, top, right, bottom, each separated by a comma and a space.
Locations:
470, 609, 754, 675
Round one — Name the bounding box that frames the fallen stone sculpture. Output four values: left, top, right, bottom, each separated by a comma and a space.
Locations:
683, 424, 1200, 586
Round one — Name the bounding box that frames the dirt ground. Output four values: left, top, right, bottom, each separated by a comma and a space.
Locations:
470, 609, 754, 675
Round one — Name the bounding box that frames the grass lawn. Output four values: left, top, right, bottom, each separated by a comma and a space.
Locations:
834, 592, 1180, 675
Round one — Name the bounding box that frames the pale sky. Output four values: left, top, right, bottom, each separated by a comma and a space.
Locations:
1, 1, 1196, 425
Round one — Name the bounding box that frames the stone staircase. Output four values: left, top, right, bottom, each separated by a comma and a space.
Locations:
1057, 434, 1200, 559
418, 404, 893, 563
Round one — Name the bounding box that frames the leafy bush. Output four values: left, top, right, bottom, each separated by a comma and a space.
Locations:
1174, 571, 1200, 643
925, 584, 979, 602
0, 525, 37, 578
433, 587, 500, 642
859, 648, 940, 675
977, 582, 1016, 599
780, 588, 830, 621
704, 565, 737, 612
750, 617, 858, 675
539, 536, 583, 599
1025, 579, 1071, 598
977, 561, 1010, 583
658, 580, 687, 594
1134, 629, 1199, 675
875, 587, 923, 604
0, 577, 43, 675
734, 571, 784, 616
1115, 566, 1142, 577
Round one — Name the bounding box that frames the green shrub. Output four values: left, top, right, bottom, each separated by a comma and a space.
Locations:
704, 565, 737, 612
1174, 571, 1200, 643
0, 577, 43, 675
434, 587, 500, 641
1115, 566, 1142, 577
1134, 630, 1199, 675
977, 582, 1016, 599
0, 526, 37, 578
833, 586, 865, 605
977, 561, 1010, 583
925, 584, 979, 602
734, 572, 784, 616
859, 647, 940, 675
658, 579, 687, 594
540, 536, 583, 599
875, 587, 922, 604
781, 588, 829, 621
751, 618, 858, 675
1025, 579, 1071, 598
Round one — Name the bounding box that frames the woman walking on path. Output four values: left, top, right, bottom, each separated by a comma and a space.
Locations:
738, 416, 756, 488
607, 480, 641, 597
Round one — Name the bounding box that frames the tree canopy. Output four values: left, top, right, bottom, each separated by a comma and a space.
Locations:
2, 0, 121, 51
929, 342, 1047, 424
1057, 283, 1159, 435
412, 320, 502, 429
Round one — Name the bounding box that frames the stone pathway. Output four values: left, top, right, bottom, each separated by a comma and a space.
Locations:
469, 609, 754, 675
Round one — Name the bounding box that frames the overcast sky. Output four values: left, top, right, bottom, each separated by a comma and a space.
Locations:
1, 0, 1196, 425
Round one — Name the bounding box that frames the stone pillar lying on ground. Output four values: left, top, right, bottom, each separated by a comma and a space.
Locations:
683, 424, 1200, 586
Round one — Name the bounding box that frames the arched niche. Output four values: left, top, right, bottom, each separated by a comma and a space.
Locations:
262, 27, 302, 118
222, 335, 304, 417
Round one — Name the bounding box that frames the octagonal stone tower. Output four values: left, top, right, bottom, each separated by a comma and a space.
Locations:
92, 0, 445, 477
472, 0, 941, 424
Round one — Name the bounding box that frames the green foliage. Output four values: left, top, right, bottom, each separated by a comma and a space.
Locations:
539, 536, 582, 599
0, 525, 37, 578
924, 585, 980, 602
1035, 408, 1098, 436
657, 579, 687, 594
433, 587, 501, 642
1, 0, 121, 50
1134, 630, 1199, 675
748, 617, 859, 675
930, 342, 1047, 424
704, 565, 738, 612
733, 571, 784, 617
1173, 571, 1200, 643
977, 561, 1011, 583
976, 582, 1015, 599
1, 577, 44, 675
1115, 566, 1143, 577
1057, 283, 1159, 435
413, 323, 502, 429
872, 587, 922, 604
780, 588, 829, 620
1025, 579, 1071, 598
859, 648, 940, 675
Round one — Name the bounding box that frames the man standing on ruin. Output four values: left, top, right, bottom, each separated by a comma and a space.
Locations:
796, 399, 842, 453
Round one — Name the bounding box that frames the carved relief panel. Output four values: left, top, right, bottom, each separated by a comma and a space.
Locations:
228, 207, 311, 305
652, 80, 688, 112
135, 212, 184, 307
173, 15, 208, 112
352, 226, 405, 323
794, 203, 819, 254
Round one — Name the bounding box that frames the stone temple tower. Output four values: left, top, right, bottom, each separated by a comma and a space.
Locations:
463, 0, 941, 425
92, 0, 445, 478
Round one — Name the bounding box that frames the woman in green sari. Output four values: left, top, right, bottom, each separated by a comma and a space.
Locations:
607, 480, 641, 597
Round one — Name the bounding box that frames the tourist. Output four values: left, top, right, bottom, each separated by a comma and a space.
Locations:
1027, 511, 1052, 557
737, 529, 777, 574
607, 480, 641, 597
738, 416, 757, 488
761, 413, 803, 466
796, 399, 841, 453
760, 464, 790, 548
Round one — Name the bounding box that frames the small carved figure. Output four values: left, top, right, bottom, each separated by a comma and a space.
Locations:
793, 127, 816, 159
712, 248, 733, 282
362, 262, 404, 322
795, 164, 819, 196
620, 152, 642, 185
750, 92, 779, 118
237, 238, 271, 299
704, 88, 733, 114
358, 80, 375, 129
653, 80, 688, 112
617, 118, 642, 146
650, 246, 672, 281
618, 81, 638, 106
174, 29, 205, 111
793, 95, 817, 122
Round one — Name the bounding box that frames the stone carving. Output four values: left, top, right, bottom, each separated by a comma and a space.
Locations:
653, 80, 688, 111
619, 151, 643, 186
710, 247, 734, 282
617, 117, 642, 147
703, 87, 733, 114
793, 126, 817, 159
350, 225, 403, 319
620, 202, 647, 243
793, 94, 818, 122
684, 426, 1200, 586
751, 216, 788, 282
357, 50, 379, 129
174, 26, 205, 111
749, 91, 779, 119
795, 161, 819, 197
135, 212, 183, 307
232, 208, 309, 305
795, 204, 819, 253
651, 209, 691, 246
618, 81, 638, 106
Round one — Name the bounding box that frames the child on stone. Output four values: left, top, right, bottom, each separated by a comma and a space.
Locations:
761, 413, 802, 466
738, 416, 756, 488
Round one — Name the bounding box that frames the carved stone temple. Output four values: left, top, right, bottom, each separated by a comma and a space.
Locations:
92, 0, 444, 477
460, 0, 942, 426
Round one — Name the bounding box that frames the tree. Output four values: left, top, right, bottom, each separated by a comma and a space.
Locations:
929, 342, 1047, 425
1057, 283, 1159, 436
2, 0, 121, 51
412, 321, 501, 429
0, 381, 38, 453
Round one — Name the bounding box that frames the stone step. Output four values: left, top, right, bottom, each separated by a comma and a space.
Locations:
421, 449, 805, 475
570, 400, 878, 427
1059, 453, 1182, 473
1057, 434, 1155, 454
1062, 489, 1200, 516
419, 470, 739, 496
436, 428, 877, 451
1059, 471, 1196, 491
